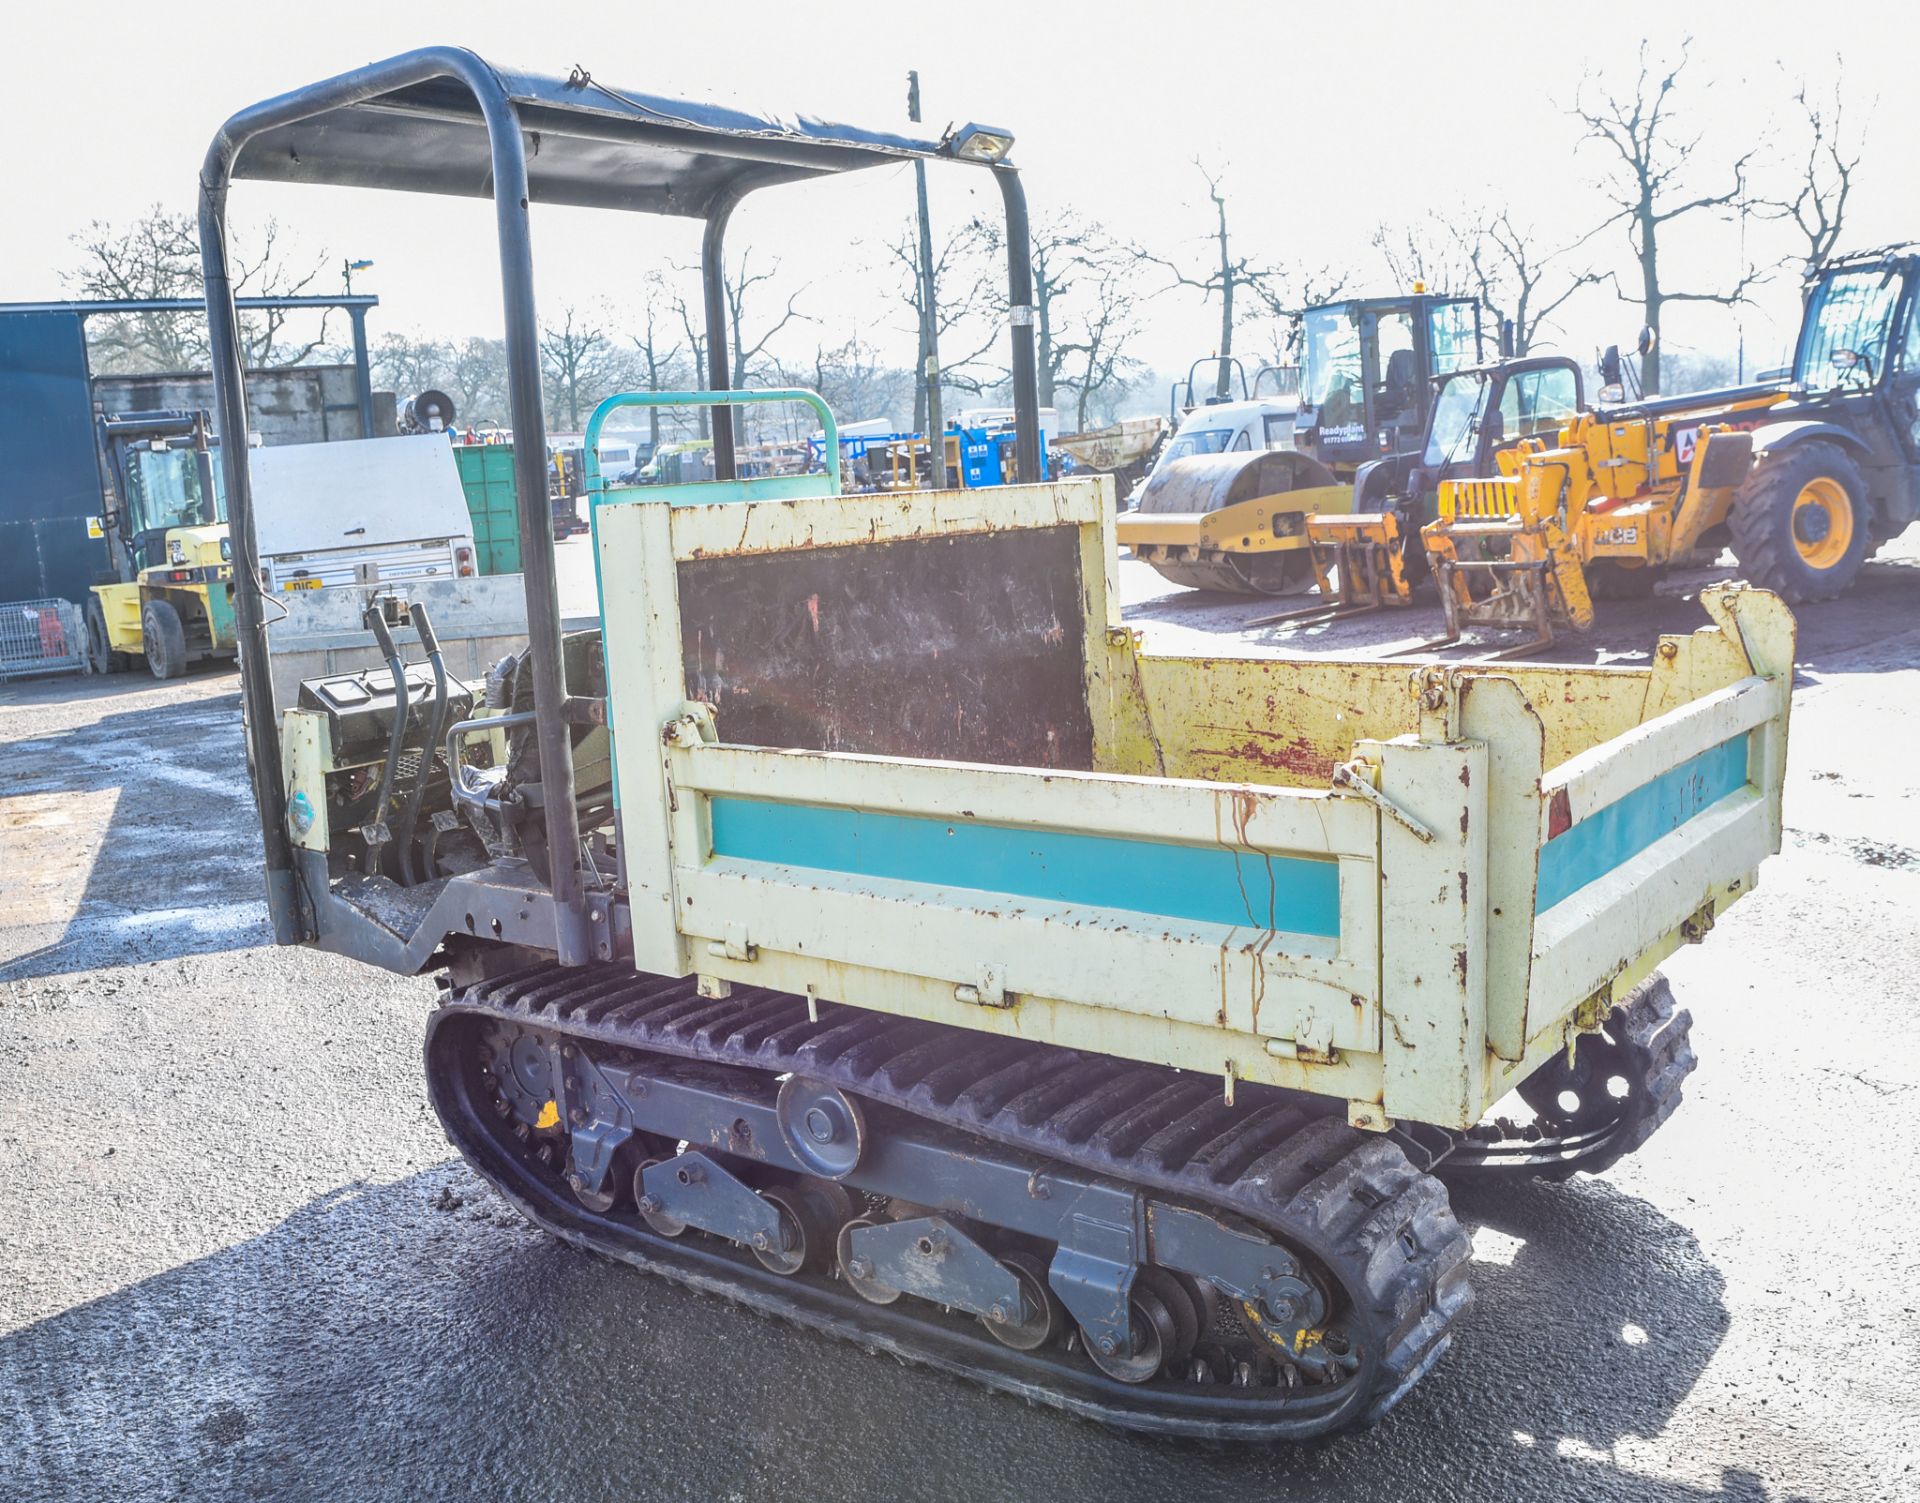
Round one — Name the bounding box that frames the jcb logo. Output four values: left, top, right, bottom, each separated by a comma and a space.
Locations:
1596, 526, 1639, 547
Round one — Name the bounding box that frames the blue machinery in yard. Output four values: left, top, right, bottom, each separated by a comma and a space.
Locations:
201, 49, 1796, 1441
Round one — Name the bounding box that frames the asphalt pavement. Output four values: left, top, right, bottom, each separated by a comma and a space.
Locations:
3, 542, 1917, 1502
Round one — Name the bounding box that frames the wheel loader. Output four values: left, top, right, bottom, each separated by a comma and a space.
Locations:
201, 48, 1797, 1441
1423, 244, 1920, 650
1118, 291, 1484, 596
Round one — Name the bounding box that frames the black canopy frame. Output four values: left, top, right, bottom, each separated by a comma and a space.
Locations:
199, 46, 1039, 963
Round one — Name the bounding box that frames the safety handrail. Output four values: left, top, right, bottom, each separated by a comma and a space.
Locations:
583, 389, 841, 498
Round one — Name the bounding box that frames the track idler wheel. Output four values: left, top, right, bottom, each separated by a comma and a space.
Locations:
569, 1135, 661, 1214
569, 1158, 626, 1214
1135, 1267, 1201, 1366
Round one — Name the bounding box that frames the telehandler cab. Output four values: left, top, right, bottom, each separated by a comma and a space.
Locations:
202, 48, 1796, 1442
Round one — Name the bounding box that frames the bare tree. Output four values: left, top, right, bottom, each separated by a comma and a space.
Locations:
448, 337, 510, 428
1478, 211, 1604, 355
541, 305, 627, 432
1373, 210, 1599, 356
781, 333, 913, 429
1760, 72, 1866, 276
371, 332, 451, 404
722, 249, 810, 390
1244, 264, 1350, 367
666, 253, 812, 441
669, 290, 712, 439
1022, 212, 1110, 410
627, 276, 684, 450
1055, 266, 1146, 432
1370, 221, 1476, 300
65, 204, 331, 372
1575, 42, 1765, 394
885, 217, 1001, 425
1143, 162, 1285, 400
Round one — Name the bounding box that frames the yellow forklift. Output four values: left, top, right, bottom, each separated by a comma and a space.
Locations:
84, 408, 237, 678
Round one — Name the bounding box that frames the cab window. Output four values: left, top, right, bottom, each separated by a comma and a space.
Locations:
1161, 427, 1236, 463
1302, 308, 1363, 409
1800, 268, 1900, 386
1899, 284, 1920, 372
1499, 368, 1580, 441
1262, 413, 1294, 449
1427, 302, 1481, 375
1230, 429, 1253, 452
1374, 312, 1418, 423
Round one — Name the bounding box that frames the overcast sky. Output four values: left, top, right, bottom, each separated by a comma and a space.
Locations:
12, 0, 1918, 392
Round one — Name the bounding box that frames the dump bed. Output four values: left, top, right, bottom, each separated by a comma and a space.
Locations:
595, 466, 1793, 1134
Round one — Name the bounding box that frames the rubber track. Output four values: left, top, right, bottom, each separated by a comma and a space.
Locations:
1440, 973, 1695, 1183
432, 961, 1474, 1438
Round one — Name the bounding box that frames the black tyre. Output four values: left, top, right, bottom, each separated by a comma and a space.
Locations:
141, 598, 188, 680
1727, 441, 1870, 604
1585, 560, 1660, 601
1224, 550, 1316, 597
85, 598, 124, 675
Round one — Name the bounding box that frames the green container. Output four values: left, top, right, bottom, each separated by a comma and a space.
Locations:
453, 443, 525, 576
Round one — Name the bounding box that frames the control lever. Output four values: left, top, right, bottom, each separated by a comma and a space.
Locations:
394, 604, 450, 885
361, 601, 414, 876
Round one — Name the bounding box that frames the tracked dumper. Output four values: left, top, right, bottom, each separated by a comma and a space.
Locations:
202, 51, 1797, 1441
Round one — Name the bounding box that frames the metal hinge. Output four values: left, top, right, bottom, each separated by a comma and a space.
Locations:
1680, 901, 1716, 944
955, 963, 1011, 1008
705, 922, 757, 963
1263, 1038, 1340, 1066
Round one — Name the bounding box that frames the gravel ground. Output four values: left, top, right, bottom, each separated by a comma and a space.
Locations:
3, 542, 1917, 1502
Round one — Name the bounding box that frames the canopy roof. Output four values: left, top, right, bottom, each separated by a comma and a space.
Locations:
228, 60, 997, 218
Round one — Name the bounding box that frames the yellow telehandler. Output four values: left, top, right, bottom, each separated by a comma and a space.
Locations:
1423, 246, 1920, 651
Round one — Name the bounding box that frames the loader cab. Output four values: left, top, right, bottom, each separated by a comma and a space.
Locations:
1791, 252, 1920, 480
1349, 355, 1584, 550
1420, 357, 1584, 478
1705, 248, 1920, 554
1293, 293, 1483, 477
87, 408, 239, 678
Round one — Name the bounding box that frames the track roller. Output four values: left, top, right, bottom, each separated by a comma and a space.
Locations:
1083, 1283, 1181, 1385
980, 1252, 1066, 1352
836, 1216, 900, 1305
634, 1158, 689, 1237
751, 1184, 831, 1276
